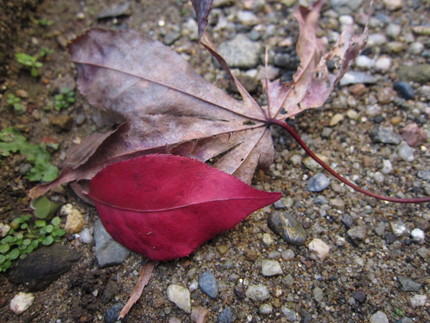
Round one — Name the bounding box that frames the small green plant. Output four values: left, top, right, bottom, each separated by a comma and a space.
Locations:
0, 208, 65, 272
54, 88, 75, 111
392, 308, 404, 319
0, 127, 59, 182
15, 53, 43, 77
37, 18, 54, 27
6, 93, 26, 113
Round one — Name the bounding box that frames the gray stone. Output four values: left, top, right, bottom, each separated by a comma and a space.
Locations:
245, 284, 270, 301
398, 275, 422, 292
352, 290, 367, 303
313, 287, 324, 302
330, 0, 363, 13
417, 170, 430, 181
104, 303, 124, 323
395, 318, 414, 323
167, 284, 191, 313
259, 303, 273, 315
340, 71, 377, 86
261, 260, 283, 276
94, 219, 130, 268
393, 82, 415, 100
307, 173, 331, 192
218, 34, 262, 69
199, 271, 218, 298
281, 306, 299, 321
164, 31, 181, 45
347, 225, 368, 241
268, 212, 307, 246
217, 308, 235, 323
8, 243, 80, 291
397, 141, 415, 162
370, 127, 402, 145
370, 311, 389, 323
397, 64, 430, 83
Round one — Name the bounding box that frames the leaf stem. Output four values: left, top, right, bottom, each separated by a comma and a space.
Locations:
268, 118, 430, 204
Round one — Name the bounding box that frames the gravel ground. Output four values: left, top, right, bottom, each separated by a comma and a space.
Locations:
0, 0, 429, 322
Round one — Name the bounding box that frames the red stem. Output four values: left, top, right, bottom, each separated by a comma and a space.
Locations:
268, 118, 430, 204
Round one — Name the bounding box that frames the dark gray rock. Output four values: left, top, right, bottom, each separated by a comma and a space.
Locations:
218, 34, 262, 69
217, 307, 235, 323
397, 64, 430, 83
370, 127, 402, 145
307, 173, 331, 192
102, 279, 119, 304
393, 82, 415, 100
341, 215, 355, 228
94, 219, 130, 268
268, 212, 307, 246
104, 303, 124, 323
8, 243, 80, 291
394, 317, 414, 323
397, 275, 422, 292
352, 290, 367, 303
199, 271, 218, 298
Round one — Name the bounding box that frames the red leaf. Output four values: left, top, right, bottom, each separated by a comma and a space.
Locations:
88, 154, 281, 260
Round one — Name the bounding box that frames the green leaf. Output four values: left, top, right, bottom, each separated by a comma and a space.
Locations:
0, 244, 10, 253
32, 196, 61, 219
23, 239, 31, 246
0, 254, 5, 264
53, 228, 66, 238
44, 224, 54, 233
20, 223, 28, 230
35, 219, 47, 227
8, 248, 20, 260
51, 216, 61, 227
42, 236, 54, 246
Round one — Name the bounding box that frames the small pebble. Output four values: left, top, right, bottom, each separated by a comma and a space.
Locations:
409, 42, 424, 55
245, 284, 270, 301
397, 141, 415, 162
411, 228, 425, 243
398, 275, 422, 292
104, 303, 123, 323
355, 55, 375, 69
376, 87, 395, 104
386, 23, 401, 38
375, 56, 392, 71
390, 116, 402, 125
268, 212, 307, 246
313, 287, 324, 302
340, 71, 377, 86
393, 81, 415, 100
347, 225, 368, 241
308, 238, 330, 261
370, 127, 402, 145
369, 310, 389, 323
384, 0, 403, 11
386, 41, 405, 53
167, 284, 191, 313
348, 84, 366, 96
400, 123, 427, 147
368, 34, 388, 47
391, 221, 409, 237
410, 294, 427, 307
261, 260, 283, 276
352, 290, 367, 303
237, 10, 259, 26
259, 303, 273, 315
307, 173, 330, 192
381, 160, 393, 174
262, 233, 274, 246
10, 292, 34, 314
329, 113, 344, 126
199, 271, 218, 298
79, 228, 93, 244
217, 308, 234, 323
417, 170, 430, 181
303, 155, 327, 171
0, 223, 10, 237
61, 204, 85, 234
281, 306, 299, 321
282, 249, 295, 261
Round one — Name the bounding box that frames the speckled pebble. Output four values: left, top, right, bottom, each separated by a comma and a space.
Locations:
61, 204, 85, 234
410, 294, 427, 307
217, 308, 235, 323
245, 284, 270, 301
390, 220, 409, 237
199, 271, 218, 298
347, 225, 368, 241
398, 275, 422, 292
167, 284, 191, 313
307, 173, 331, 192
417, 170, 430, 181
409, 42, 424, 55
10, 292, 34, 314
268, 212, 307, 246
381, 159, 393, 174
259, 303, 273, 315
104, 303, 123, 323
370, 127, 402, 145
261, 260, 283, 276
393, 81, 415, 100
308, 238, 330, 261
369, 310, 389, 323
397, 141, 415, 162
411, 228, 425, 243
281, 306, 299, 321
282, 249, 295, 260
218, 34, 261, 69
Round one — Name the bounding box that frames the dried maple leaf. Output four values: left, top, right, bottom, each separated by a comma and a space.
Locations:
29, 0, 366, 199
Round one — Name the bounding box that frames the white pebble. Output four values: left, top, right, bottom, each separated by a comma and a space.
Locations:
409, 42, 424, 55
261, 260, 283, 276
0, 223, 10, 238
410, 294, 427, 307
355, 55, 375, 69
368, 34, 387, 47
411, 228, 425, 243
391, 221, 409, 237
259, 303, 273, 314
339, 15, 354, 25
167, 284, 191, 313
262, 233, 274, 246
10, 292, 35, 314
308, 238, 330, 261
381, 159, 393, 174
79, 228, 93, 244
397, 141, 415, 162
375, 56, 392, 71
373, 172, 384, 183
386, 24, 401, 38
383, 0, 403, 10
